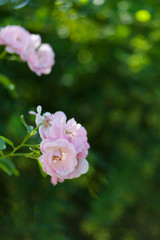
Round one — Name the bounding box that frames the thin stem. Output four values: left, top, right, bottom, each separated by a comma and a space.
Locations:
0, 126, 40, 161
23, 144, 40, 148
3, 56, 22, 62
13, 153, 39, 160
0, 49, 22, 62
0, 153, 39, 160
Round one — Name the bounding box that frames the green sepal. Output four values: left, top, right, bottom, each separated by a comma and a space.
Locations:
20, 115, 33, 133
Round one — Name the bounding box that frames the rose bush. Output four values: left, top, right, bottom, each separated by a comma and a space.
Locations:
0, 25, 89, 186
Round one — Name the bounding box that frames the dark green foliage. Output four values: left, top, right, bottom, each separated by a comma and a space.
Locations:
0, 135, 15, 148
0, 0, 160, 239
0, 137, 6, 150
0, 158, 19, 176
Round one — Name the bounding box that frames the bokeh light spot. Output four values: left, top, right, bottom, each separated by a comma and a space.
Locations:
78, 49, 92, 64
57, 25, 69, 38
79, 0, 88, 4
135, 9, 151, 22
61, 74, 74, 86
93, 0, 105, 6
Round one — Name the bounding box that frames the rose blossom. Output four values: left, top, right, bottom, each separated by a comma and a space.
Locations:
0, 25, 30, 54
0, 25, 55, 76
50, 155, 89, 185
30, 106, 90, 185
29, 106, 66, 139
40, 138, 77, 183
30, 106, 90, 157
28, 44, 55, 76
64, 118, 89, 158
40, 139, 89, 185
20, 34, 41, 61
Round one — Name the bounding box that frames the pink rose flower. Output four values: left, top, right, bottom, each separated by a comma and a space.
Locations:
40, 138, 77, 178
47, 117, 89, 158
30, 106, 89, 156
40, 139, 89, 185
28, 44, 55, 76
0, 25, 55, 76
50, 155, 89, 185
30, 105, 90, 185
20, 34, 41, 61
29, 106, 66, 139
0, 25, 30, 54
64, 118, 89, 158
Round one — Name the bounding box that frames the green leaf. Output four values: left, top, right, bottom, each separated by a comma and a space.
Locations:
0, 158, 19, 176
20, 115, 34, 133
0, 136, 14, 149
0, 150, 4, 156
0, 137, 6, 150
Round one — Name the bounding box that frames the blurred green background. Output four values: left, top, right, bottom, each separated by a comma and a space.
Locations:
0, 0, 160, 239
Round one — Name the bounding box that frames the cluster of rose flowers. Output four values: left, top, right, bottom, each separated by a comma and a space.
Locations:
30, 106, 90, 185
0, 25, 55, 76
0, 25, 90, 185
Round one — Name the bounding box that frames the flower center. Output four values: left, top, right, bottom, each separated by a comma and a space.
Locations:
52, 155, 62, 162
16, 36, 21, 42
44, 116, 51, 128
52, 150, 65, 163
65, 130, 74, 138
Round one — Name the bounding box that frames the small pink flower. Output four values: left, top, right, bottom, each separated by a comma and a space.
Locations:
40, 111, 66, 140
64, 118, 89, 158
30, 105, 90, 185
28, 44, 55, 76
47, 117, 90, 158
40, 138, 77, 178
20, 34, 41, 61
0, 25, 55, 76
29, 106, 66, 139
0, 25, 30, 54
50, 156, 89, 185
31, 106, 90, 157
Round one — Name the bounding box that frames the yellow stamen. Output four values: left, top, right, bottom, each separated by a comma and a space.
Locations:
65, 130, 74, 138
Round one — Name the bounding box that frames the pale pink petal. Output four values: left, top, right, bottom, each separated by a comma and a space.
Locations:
68, 158, 89, 179
51, 176, 58, 185
20, 34, 41, 61
28, 43, 55, 76
51, 176, 64, 186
